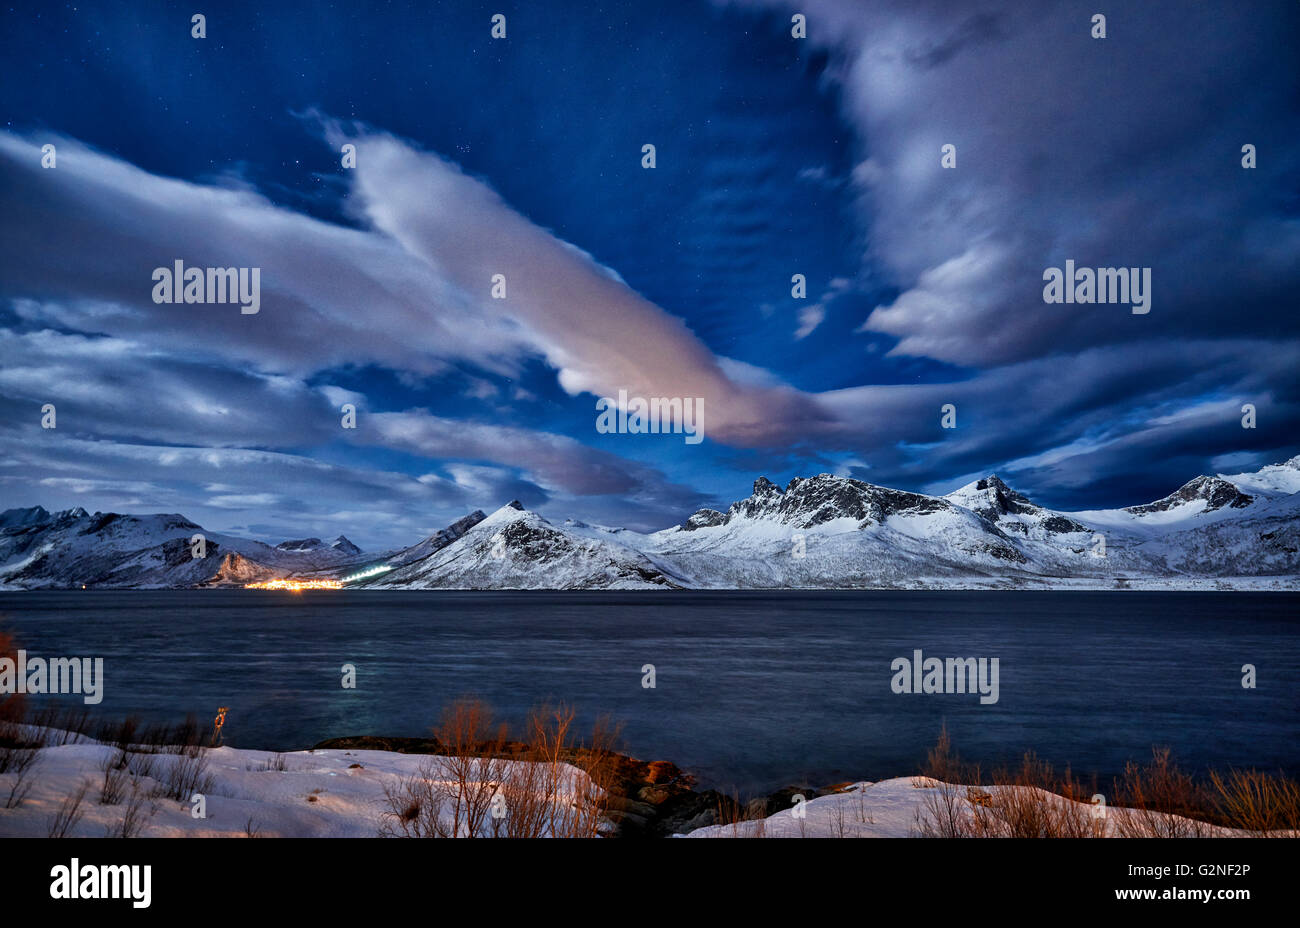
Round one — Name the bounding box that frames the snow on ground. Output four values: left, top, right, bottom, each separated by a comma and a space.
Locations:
0, 736, 595, 838
1221, 456, 1300, 497
1, 737, 1264, 838
681, 777, 1254, 838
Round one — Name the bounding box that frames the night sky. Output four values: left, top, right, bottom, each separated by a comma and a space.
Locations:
1, 0, 1297, 549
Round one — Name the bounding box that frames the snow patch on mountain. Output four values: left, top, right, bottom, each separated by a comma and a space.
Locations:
368, 502, 683, 590
0, 508, 367, 589
1220, 454, 1300, 497
2, 453, 1296, 590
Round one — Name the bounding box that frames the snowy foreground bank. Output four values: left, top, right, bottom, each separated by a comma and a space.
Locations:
0, 739, 600, 838
0, 737, 1260, 838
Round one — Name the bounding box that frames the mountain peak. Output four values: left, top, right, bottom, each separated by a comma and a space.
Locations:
331, 535, 361, 555
1126, 475, 1253, 515
680, 508, 727, 532
946, 475, 1038, 518
276, 537, 324, 552
480, 501, 531, 525
0, 505, 51, 529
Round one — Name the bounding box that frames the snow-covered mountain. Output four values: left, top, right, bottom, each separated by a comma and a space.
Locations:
364, 502, 685, 590
633, 462, 1299, 588
0, 508, 373, 589
275, 536, 362, 557
382, 510, 487, 570
2, 455, 1297, 590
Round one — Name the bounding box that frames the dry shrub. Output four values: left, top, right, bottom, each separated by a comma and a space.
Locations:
0, 641, 42, 809
28, 706, 93, 746
434, 698, 511, 837
380, 698, 507, 838
913, 724, 983, 838
913, 779, 973, 838
506, 703, 616, 838
2, 749, 39, 809
380, 698, 618, 838
1210, 768, 1300, 836
922, 723, 961, 782
126, 750, 157, 780
47, 779, 91, 838
380, 771, 447, 838
93, 716, 139, 753
99, 748, 130, 804
913, 730, 1103, 838
105, 782, 154, 838
712, 789, 768, 838
971, 753, 1102, 838
155, 747, 214, 801
1111, 748, 1214, 837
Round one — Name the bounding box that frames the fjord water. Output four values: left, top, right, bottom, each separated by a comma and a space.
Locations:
0, 590, 1295, 794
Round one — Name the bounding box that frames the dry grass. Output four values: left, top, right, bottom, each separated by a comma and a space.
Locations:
99, 748, 130, 805
911, 730, 1296, 838
1210, 767, 1300, 835
105, 782, 154, 838
712, 790, 766, 838
1110, 747, 1214, 837
47, 779, 90, 837
380, 697, 619, 838
155, 747, 215, 801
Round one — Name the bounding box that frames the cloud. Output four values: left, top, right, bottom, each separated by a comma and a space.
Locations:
359, 409, 677, 497
4, 10, 1297, 539
819, 337, 1300, 506
732, 0, 1300, 368
0, 133, 528, 380
327, 125, 834, 446
1, 126, 836, 448
0, 327, 343, 448
0, 125, 813, 538
795, 304, 826, 339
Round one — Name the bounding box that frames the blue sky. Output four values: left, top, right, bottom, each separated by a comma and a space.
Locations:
1, 0, 1297, 548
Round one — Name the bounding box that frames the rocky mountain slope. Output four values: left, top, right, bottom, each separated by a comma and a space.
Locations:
0, 507, 370, 589
2, 455, 1297, 590
363, 502, 685, 590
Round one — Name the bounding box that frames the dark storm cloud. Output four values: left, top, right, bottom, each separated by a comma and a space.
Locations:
721, 0, 1300, 502
800, 0, 1300, 366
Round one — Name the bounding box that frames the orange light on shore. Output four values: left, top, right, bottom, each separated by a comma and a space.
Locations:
244, 579, 343, 591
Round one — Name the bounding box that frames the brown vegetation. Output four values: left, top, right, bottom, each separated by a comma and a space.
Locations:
913, 727, 1297, 838
379, 697, 619, 838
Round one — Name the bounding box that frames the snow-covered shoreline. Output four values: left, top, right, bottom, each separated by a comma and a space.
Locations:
0, 738, 601, 838
0, 735, 1273, 839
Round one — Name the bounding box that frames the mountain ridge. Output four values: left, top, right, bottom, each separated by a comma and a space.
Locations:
2, 455, 1298, 590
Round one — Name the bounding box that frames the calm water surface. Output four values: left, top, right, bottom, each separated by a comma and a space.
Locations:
0, 590, 1295, 793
